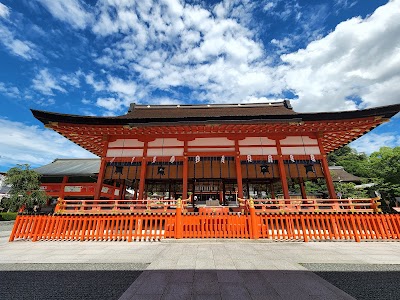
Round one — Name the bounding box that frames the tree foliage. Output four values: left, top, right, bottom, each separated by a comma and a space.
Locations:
328, 145, 400, 203
4, 164, 48, 212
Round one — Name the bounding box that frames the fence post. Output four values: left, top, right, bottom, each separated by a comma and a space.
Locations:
54, 197, 63, 214
249, 199, 259, 239
300, 215, 309, 242
350, 214, 361, 242
175, 198, 183, 239
8, 215, 21, 242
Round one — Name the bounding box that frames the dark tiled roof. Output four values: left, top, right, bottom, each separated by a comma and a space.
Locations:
35, 159, 100, 176
329, 166, 362, 183
30, 101, 400, 126
118, 101, 297, 119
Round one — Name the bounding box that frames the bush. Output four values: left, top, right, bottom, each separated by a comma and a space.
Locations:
0, 212, 18, 221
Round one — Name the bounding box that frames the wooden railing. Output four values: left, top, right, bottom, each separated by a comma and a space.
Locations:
9, 210, 400, 242
239, 197, 381, 213
40, 183, 119, 199
54, 198, 189, 214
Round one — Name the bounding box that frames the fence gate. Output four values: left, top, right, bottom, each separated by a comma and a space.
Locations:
181, 212, 250, 238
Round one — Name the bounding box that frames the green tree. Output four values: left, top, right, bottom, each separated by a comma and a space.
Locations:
367, 147, 400, 201
5, 164, 48, 212
328, 145, 370, 177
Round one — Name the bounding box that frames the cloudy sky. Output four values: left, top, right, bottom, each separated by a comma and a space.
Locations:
0, 0, 400, 171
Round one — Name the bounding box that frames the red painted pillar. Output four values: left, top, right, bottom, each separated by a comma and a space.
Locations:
235, 156, 244, 199
276, 140, 290, 199
138, 142, 148, 200
299, 178, 307, 199
138, 158, 147, 200
317, 134, 337, 199
182, 156, 188, 199
321, 155, 336, 199
234, 140, 244, 199
94, 158, 107, 199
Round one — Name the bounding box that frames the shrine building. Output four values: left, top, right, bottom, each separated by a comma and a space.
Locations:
31, 101, 400, 207
9, 101, 400, 243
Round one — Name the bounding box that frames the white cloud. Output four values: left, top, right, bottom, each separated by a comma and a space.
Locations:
108, 76, 136, 97
0, 25, 38, 60
96, 97, 124, 111
32, 69, 67, 96
0, 82, 20, 98
350, 132, 400, 154
263, 2, 276, 11
0, 118, 96, 169
0, 2, 10, 19
91, 0, 278, 105
37, 0, 93, 29
85, 73, 106, 92
281, 0, 400, 112
334, 0, 357, 11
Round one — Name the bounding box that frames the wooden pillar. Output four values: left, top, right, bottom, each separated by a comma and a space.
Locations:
94, 157, 107, 199
299, 178, 307, 199
321, 155, 336, 199
249, 200, 258, 239
317, 134, 337, 199
276, 140, 290, 199
182, 141, 188, 199
270, 182, 275, 199
234, 141, 244, 198
119, 180, 125, 200
138, 141, 148, 200
182, 156, 188, 199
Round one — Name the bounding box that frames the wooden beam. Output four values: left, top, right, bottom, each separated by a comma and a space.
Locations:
276, 140, 290, 199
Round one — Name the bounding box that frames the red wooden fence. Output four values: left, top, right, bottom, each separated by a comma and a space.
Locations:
9, 211, 400, 242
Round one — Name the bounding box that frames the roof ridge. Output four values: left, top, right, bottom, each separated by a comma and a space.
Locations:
129, 101, 289, 111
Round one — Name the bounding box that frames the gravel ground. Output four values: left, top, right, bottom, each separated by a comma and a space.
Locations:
302, 263, 400, 300
0, 263, 148, 300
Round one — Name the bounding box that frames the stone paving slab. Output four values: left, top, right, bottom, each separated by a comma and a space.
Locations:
302, 263, 400, 300
0, 263, 147, 300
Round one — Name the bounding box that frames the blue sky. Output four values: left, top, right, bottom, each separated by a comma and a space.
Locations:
0, 0, 399, 172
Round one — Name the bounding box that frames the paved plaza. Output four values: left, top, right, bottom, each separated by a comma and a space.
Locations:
1, 221, 400, 299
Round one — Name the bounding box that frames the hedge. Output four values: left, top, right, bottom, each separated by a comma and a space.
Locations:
0, 212, 18, 221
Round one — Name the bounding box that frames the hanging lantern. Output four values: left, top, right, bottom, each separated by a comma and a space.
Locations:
115, 165, 123, 174
310, 154, 316, 162
267, 155, 273, 163
290, 155, 295, 162
169, 156, 175, 163
221, 155, 225, 163
304, 163, 315, 174
195, 155, 201, 163
157, 166, 165, 175
246, 154, 252, 163
260, 164, 270, 174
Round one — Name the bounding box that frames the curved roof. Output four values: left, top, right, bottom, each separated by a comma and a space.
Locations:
329, 166, 362, 183
31, 101, 400, 126
34, 159, 100, 176
30, 101, 400, 156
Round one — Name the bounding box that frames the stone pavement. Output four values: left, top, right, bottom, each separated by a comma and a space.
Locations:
1, 223, 400, 299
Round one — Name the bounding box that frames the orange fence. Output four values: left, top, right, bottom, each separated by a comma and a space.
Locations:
54, 199, 188, 214
255, 213, 400, 241
9, 214, 175, 242
239, 197, 381, 214
181, 212, 250, 239
9, 210, 400, 242
41, 183, 119, 199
